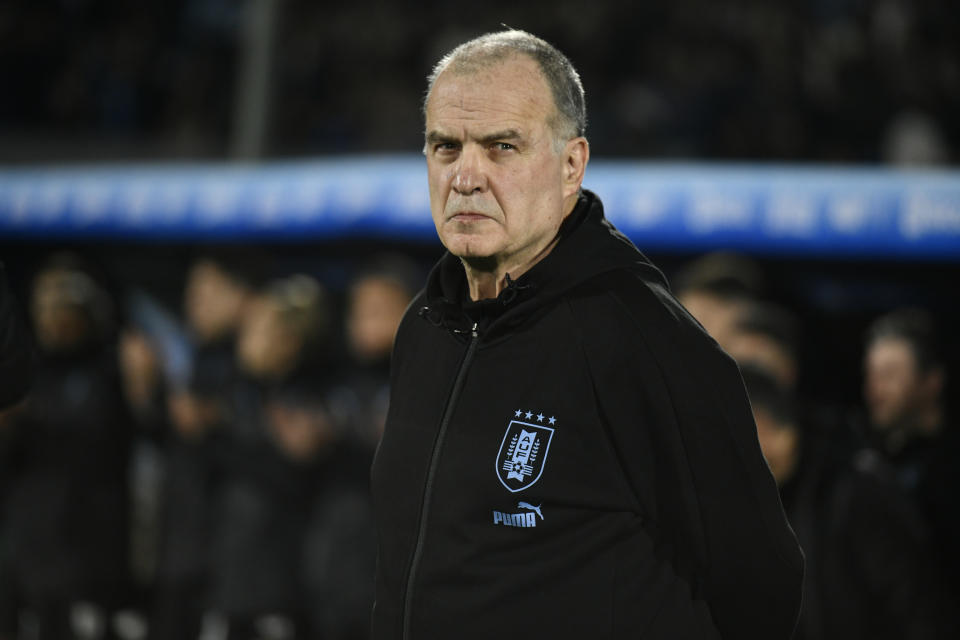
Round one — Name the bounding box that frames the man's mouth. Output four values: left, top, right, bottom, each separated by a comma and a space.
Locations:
450, 212, 490, 222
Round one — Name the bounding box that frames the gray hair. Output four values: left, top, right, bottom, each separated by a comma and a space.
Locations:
424, 29, 587, 146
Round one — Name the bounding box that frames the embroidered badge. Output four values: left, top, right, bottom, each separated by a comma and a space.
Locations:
496, 415, 555, 493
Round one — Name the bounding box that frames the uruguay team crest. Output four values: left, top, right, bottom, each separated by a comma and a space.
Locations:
496, 419, 555, 492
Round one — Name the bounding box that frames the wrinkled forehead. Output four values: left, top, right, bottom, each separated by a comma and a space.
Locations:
425, 55, 555, 128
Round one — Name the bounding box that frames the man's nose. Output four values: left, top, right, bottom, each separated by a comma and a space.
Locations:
451, 146, 487, 195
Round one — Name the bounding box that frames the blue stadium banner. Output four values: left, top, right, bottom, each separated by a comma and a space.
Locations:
1, 155, 958, 259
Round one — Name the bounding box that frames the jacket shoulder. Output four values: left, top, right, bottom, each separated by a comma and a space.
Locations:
565, 267, 805, 640
565, 267, 720, 358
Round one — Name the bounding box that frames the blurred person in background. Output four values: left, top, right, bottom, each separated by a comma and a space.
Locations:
167, 253, 263, 443
339, 255, 419, 449
725, 299, 863, 461
0, 262, 35, 640
724, 300, 800, 390
150, 254, 261, 640
743, 364, 947, 639
203, 273, 332, 640
864, 308, 950, 464
115, 327, 165, 632
672, 252, 762, 350
234, 274, 329, 386
0, 255, 133, 640
268, 379, 376, 640
863, 308, 960, 610
0, 262, 35, 414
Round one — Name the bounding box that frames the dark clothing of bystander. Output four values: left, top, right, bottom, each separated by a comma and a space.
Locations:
884, 425, 960, 628
0, 346, 133, 638
0, 261, 35, 634
205, 370, 377, 640
783, 435, 948, 639
334, 356, 392, 451
205, 380, 311, 632
301, 441, 376, 640
0, 262, 34, 410
151, 339, 237, 640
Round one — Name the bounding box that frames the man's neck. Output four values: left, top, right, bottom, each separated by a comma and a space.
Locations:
462, 234, 561, 301
463, 267, 507, 302
461, 193, 579, 301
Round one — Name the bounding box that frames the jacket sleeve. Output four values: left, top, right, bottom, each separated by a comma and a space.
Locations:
573, 273, 804, 640
0, 262, 34, 410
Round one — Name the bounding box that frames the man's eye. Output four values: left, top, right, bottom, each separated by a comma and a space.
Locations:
494, 142, 515, 151
435, 143, 459, 152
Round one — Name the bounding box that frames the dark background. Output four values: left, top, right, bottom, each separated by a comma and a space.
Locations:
1, 0, 957, 163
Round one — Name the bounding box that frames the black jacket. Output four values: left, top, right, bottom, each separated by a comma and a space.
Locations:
0, 262, 33, 410
371, 191, 803, 640
783, 443, 946, 639
2, 346, 132, 602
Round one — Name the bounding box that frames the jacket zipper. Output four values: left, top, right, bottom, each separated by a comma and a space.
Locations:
401, 322, 479, 640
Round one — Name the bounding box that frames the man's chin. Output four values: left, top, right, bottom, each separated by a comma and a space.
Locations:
459, 254, 499, 273
441, 235, 499, 267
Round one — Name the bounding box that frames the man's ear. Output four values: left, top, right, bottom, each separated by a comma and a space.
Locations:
562, 137, 589, 197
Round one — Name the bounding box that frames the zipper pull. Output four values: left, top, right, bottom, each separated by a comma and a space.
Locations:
452, 321, 479, 336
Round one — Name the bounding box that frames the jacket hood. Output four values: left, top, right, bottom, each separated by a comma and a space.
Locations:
420, 189, 668, 338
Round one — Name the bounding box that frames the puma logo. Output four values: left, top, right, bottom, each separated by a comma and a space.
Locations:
492, 502, 545, 528
518, 502, 543, 520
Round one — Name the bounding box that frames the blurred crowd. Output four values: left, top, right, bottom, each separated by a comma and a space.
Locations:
1, 0, 957, 163
0, 251, 420, 640
674, 253, 959, 639
0, 248, 957, 639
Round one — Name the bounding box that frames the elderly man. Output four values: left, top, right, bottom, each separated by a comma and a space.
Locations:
371, 30, 803, 640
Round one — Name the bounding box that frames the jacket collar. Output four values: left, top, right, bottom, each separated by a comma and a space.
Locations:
420, 189, 667, 338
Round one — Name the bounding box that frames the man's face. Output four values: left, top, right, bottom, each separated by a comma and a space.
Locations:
864, 337, 926, 431
424, 55, 579, 272
31, 269, 93, 353
185, 261, 247, 342
237, 297, 301, 380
